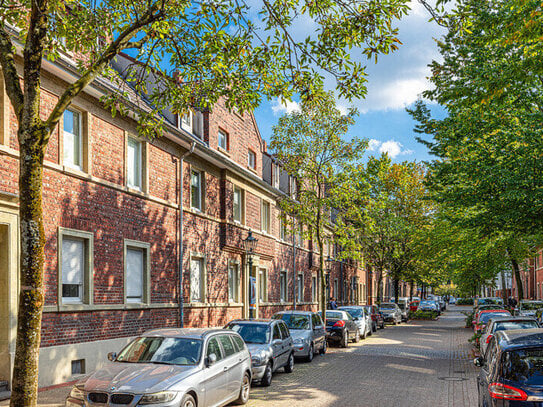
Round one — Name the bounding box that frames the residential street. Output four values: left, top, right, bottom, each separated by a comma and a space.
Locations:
3, 305, 479, 407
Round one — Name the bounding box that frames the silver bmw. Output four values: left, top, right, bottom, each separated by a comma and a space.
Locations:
65, 328, 252, 407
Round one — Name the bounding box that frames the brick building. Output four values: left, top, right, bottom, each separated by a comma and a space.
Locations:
511, 249, 543, 300
0, 51, 369, 389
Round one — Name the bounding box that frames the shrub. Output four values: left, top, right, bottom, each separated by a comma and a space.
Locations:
410, 310, 438, 320
462, 310, 474, 328
456, 298, 474, 305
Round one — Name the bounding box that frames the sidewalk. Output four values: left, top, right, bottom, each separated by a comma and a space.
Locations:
0, 383, 70, 407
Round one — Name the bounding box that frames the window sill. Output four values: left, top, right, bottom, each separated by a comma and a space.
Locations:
218, 146, 230, 157
43, 302, 175, 313
247, 166, 258, 174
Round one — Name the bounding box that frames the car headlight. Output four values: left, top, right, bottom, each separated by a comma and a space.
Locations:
251, 355, 263, 366
69, 385, 85, 400
139, 391, 178, 405
293, 338, 304, 344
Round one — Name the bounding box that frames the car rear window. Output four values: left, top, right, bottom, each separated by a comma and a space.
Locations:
325, 311, 343, 319
503, 348, 543, 385
340, 307, 363, 318
226, 323, 270, 344
520, 302, 543, 310
274, 314, 310, 330
480, 312, 510, 324
493, 321, 539, 332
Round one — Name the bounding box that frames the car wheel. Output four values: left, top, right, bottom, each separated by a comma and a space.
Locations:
341, 331, 349, 348
372, 322, 377, 332
361, 327, 367, 340
232, 372, 251, 405
320, 340, 327, 355
380, 321, 385, 329
261, 362, 273, 387
368, 325, 373, 336
284, 353, 294, 373
181, 394, 197, 407
353, 330, 360, 343
305, 344, 314, 362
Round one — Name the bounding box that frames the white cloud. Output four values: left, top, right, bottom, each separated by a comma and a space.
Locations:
271, 98, 300, 116
378, 140, 414, 158
368, 139, 381, 151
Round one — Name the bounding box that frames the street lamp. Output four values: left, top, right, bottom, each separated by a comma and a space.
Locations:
243, 230, 258, 319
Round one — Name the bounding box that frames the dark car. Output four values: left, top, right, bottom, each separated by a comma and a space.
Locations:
379, 303, 402, 325
364, 305, 385, 331
320, 310, 360, 348
474, 328, 543, 406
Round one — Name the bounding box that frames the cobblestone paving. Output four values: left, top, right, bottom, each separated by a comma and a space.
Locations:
0, 306, 478, 407
246, 305, 478, 407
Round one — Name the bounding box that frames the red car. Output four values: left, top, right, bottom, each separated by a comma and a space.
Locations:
364, 305, 385, 332
409, 301, 420, 313
473, 309, 511, 334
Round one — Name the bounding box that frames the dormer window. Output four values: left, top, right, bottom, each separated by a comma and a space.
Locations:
178, 110, 203, 139
248, 149, 256, 170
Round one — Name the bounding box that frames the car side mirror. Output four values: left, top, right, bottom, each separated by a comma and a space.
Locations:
206, 353, 217, 367
107, 352, 117, 361
272, 339, 282, 346
473, 357, 485, 367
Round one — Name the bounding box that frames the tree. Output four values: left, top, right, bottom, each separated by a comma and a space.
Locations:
270, 92, 364, 320
409, 0, 543, 299
0, 0, 411, 403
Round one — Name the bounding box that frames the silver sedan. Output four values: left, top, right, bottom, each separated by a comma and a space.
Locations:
65, 328, 252, 407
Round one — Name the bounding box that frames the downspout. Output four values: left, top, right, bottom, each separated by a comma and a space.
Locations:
292, 218, 297, 309
179, 141, 196, 327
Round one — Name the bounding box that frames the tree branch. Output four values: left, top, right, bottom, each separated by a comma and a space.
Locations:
0, 25, 23, 119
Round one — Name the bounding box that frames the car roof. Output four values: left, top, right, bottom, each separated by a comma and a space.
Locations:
480, 309, 509, 314
227, 319, 276, 325
274, 310, 314, 315
338, 305, 364, 309
142, 328, 231, 339
488, 316, 538, 324
496, 328, 543, 350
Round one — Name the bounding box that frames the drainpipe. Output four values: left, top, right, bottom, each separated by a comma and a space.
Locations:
292, 218, 297, 309
178, 141, 196, 327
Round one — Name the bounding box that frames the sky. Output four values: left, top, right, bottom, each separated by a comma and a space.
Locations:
253, 1, 447, 163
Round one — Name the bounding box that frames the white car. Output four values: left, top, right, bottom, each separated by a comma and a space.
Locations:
338, 306, 372, 339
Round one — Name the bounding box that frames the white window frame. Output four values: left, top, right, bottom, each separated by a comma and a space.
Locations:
258, 268, 268, 303
333, 279, 339, 299
63, 108, 83, 170
127, 136, 143, 190
228, 260, 240, 303
248, 149, 256, 170
233, 186, 244, 224
280, 271, 288, 302
124, 240, 151, 304
191, 169, 204, 211
261, 200, 270, 233
218, 128, 228, 151
58, 228, 93, 306
190, 255, 206, 303
297, 273, 304, 303
311, 276, 317, 302
280, 215, 287, 241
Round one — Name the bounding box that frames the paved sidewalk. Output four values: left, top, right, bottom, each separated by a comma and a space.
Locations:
1, 305, 478, 407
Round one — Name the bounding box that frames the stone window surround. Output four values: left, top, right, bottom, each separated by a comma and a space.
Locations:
57, 227, 94, 308
228, 259, 242, 304
232, 184, 245, 225
124, 133, 149, 193
189, 165, 206, 213
189, 251, 207, 305
123, 239, 151, 305
279, 269, 288, 303
297, 272, 304, 303
59, 106, 91, 174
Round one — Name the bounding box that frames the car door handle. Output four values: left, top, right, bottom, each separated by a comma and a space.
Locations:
223, 366, 228, 372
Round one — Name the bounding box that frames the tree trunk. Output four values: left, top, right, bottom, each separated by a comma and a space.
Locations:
500, 270, 508, 304
393, 278, 399, 304
409, 281, 414, 301
11, 136, 46, 407
511, 257, 524, 300
376, 268, 383, 304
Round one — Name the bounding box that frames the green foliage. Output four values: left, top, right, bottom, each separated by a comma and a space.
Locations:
462, 310, 475, 328
456, 298, 474, 306
409, 310, 438, 320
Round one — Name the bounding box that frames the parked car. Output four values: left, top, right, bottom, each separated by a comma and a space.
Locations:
339, 306, 372, 338
516, 300, 543, 319
473, 310, 512, 335
397, 302, 409, 322
474, 328, 543, 406
379, 303, 402, 325
66, 328, 252, 407
271, 310, 326, 362
480, 317, 540, 356
321, 310, 360, 348
225, 319, 294, 386
449, 296, 457, 304
473, 297, 504, 310
418, 300, 439, 313
409, 300, 420, 313
364, 304, 385, 331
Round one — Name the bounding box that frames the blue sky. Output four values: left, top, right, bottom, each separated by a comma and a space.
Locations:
253, 1, 447, 164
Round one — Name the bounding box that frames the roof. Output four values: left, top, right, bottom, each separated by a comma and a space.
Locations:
497, 328, 543, 350
274, 310, 314, 315
227, 319, 275, 325
479, 309, 509, 314
488, 316, 538, 324
142, 328, 228, 339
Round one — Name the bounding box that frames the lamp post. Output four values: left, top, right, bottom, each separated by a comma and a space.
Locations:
243, 230, 258, 319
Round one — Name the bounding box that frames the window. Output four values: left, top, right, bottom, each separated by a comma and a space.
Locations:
218, 335, 236, 357
59, 229, 93, 305
272, 163, 280, 189
231, 335, 245, 352
311, 276, 317, 302
296, 224, 303, 247
297, 274, 303, 302
228, 262, 240, 303
190, 256, 205, 302
333, 279, 339, 299
248, 149, 256, 170
258, 268, 268, 302
280, 215, 287, 241
218, 129, 228, 151
178, 111, 203, 138
127, 137, 142, 190
63, 109, 82, 169
125, 244, 149, 303
278, 322, 290, 339
261, 201, 270, 233
233, 187, 244, 224
206, 337, 223, 361
280, 271, 287, 302
344, 281, 348, 302
272, 324, 281, 340
191, 170, 203, 211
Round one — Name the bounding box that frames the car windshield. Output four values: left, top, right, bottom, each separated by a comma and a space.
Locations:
480, 312, 510, 324
324, 311, 343, 319
503, 348, 543, 386
479, 298, 503, 305
493, 321, 539, 332
340, 308, 363, 318
380, 304, 395, 310
116, 337, 202, 365
520, 302, 543, 310
226, 323, 271, 344
397, 303, 406, 311
420, 301, 434, 306
273, 314, 310, 330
